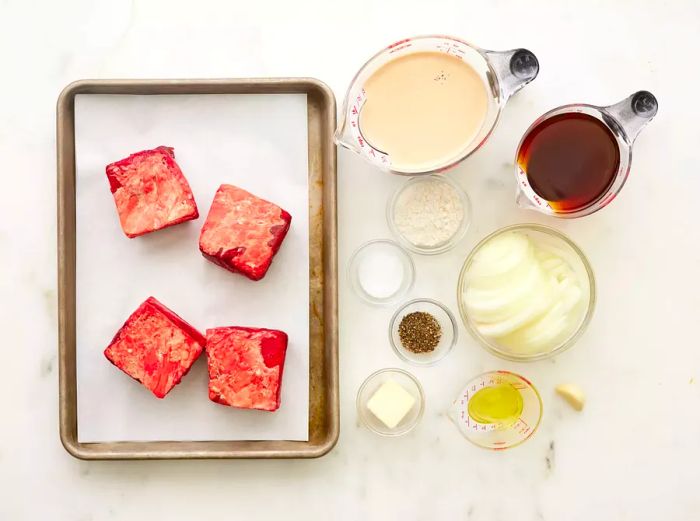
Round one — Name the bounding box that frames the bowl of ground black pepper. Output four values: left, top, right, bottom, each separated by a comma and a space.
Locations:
389, 298, 458, 365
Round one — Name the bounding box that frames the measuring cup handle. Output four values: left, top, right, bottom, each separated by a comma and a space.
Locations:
485, 48, 539, 102
602, 91, 659, 143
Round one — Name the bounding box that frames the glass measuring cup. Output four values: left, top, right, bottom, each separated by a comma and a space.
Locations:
335, 35, 539, 175
448, 370, 542, 450
514, 91, 659, 217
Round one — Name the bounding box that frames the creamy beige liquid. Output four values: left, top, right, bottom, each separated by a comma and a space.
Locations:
359, 51, 489, 172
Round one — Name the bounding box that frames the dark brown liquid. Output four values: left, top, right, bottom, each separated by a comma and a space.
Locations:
517, 113, 620, 212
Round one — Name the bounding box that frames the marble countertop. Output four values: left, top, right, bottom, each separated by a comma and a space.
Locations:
2, 0, 698, 519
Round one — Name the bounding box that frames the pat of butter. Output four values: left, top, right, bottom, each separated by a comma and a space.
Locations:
367, 379, 416, 429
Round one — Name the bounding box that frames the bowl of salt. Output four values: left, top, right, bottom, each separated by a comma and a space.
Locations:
348, 239, 415, 305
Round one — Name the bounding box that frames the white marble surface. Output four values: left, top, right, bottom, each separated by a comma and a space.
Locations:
1, 0, 698, 519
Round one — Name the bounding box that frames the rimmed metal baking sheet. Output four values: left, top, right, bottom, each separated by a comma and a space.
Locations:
57, 78, 338, 459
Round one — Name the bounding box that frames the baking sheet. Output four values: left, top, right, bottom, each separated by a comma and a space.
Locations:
74, 93, 309, 442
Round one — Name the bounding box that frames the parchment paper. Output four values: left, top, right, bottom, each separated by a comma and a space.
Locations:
74, 93, 309, 442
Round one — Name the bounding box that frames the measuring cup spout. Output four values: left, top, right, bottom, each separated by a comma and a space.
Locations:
515, 187, 540, 211
484, 48, 539, 102
334, 118, 356, 152
602, 91, 658, 143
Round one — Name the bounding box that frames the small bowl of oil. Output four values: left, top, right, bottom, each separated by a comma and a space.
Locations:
448, 370, 543, 450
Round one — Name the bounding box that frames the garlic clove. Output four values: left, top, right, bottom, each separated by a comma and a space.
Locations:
555, 384, 585, 411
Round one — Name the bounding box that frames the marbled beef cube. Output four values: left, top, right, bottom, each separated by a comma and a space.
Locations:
104, 297, 206, 398
206, 327, 288, 412
106, 146, 199, 238
198, 184, 291, 281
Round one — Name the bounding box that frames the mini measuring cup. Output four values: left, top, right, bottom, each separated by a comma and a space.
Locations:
515, 91, 659, 217
448, 370, 542, 450
336, 35, 539, 175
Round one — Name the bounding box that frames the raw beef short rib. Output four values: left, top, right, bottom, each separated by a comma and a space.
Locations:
106, 146, 199, 238
104, 297, 206, 398
199, 184, 291, 281
206, 326, 288, 411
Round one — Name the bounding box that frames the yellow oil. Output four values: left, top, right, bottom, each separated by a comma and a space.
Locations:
468, 383, 524, 427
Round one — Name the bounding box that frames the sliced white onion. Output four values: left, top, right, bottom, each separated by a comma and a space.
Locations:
463, 231, 586, 355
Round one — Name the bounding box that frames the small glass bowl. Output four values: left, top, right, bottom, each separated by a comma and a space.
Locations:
389, 298, 458, 366
387, 175, 471, 255
348, 239, 415, 305
457, 224, 596, 361
356, 368, 425, 437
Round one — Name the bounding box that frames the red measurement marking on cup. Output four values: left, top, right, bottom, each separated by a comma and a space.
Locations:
388, 39, 412, 54
388, 38, 411, 49
347, 87, 389, 166
515, 418, 531, 435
